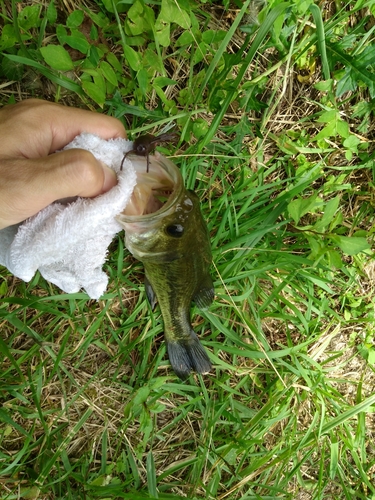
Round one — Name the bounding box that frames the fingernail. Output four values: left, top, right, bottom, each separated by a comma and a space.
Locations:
100, 162, 117, 192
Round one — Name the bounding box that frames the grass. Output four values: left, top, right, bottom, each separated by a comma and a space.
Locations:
1, 0, 375, 498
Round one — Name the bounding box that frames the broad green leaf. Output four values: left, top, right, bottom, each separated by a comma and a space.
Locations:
94, 73, 106, 95
330, 235, 371, 256
81, 68, 100, 78
343, 135, 361, 161
56, 24, 68, 44
18, 5, 41, 30
306, 234, 323, 259
88, 45, 100, 66
127, 0, 154, 35
336, 68, 357, 97
133, 386, 150, 407
153, 76, 177, 88
137, 68, 149, 96
85, 10, 110, 29
202, 30, 227, 44
314, 79, 333, 91
46, 1, 57, 24
175, 30, 194, 46
100, 60, 118, 86
149, 402, 166, 413
124, 45, 141, 71
154, 84, 171, 104
106, 52, 122, 72
314, 122, 336, 141
192, 41, 208, 66
328, 41, 375, 98
155, 20, 170, 47
82, 80, 106, 107
329, 211, 343, 231
0, 24, 17, 51
336, 119, 349, 139
318, 196, 340, 229
193, 118, 209, 139
40, 45, 74, 71
317, 109, 337, 123
143, 3, 156, 26
127, 0, 144, 18
0, 280, 8, 296
126, 19, 145, 36
296, 0, 314, 14
272, 6, 285, 40
343, 135, 361, 152
149, 377, 169, 391
66, 10, 84, 28
159, 0, 191, 29
90, 23, 98, 41
327, 249, 343, 268
65, 30, 91, 54
19, 487, 41, 500
88, 475, 108, 487
101, 0, 127, 13
143, 49, 164, 73
287, 194, 317, 224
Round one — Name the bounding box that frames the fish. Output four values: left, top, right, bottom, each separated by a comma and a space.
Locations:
120, 132, 179, 173
116, 153, 213, 379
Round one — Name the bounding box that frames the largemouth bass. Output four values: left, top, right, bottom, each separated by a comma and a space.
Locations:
116, 153, 213, 379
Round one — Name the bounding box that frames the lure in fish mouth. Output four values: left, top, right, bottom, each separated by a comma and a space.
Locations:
120, 132, 178, 173
117, 153, 213, 379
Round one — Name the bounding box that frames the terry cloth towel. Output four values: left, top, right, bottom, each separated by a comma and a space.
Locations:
0, 133, 137, 300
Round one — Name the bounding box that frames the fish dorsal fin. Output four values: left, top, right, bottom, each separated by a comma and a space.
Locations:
193, 274, 214, 310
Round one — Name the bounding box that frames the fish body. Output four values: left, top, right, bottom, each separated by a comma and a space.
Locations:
117, 154, 213, 379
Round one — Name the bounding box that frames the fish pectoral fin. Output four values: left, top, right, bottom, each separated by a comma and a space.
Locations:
193, 274, 214, 310
144, 274, 158, 309
166, 331, 212, 380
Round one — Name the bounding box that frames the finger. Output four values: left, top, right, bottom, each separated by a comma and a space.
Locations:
1, 99, 127, 157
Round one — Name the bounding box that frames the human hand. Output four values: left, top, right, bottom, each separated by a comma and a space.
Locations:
0, 99, 126, 229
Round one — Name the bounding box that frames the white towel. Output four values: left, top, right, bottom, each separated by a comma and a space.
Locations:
0, 133, 138, 299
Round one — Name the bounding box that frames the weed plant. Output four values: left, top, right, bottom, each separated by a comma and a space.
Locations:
1, 0, 375, 499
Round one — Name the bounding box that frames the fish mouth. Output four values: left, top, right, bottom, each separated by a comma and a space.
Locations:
117, 152, 183, 224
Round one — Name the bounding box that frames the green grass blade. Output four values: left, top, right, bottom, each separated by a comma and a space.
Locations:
3, 54, 83, 94
35, 408, 93, 486
309, 4, 330, 80
196, 2, 291, 153
146, 451, 159, 498
196, 0, 252, 101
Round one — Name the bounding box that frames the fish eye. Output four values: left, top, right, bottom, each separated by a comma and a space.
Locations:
166, 224, 184, 237
135, 144, 147, 154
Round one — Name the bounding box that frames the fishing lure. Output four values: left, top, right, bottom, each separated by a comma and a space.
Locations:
120, 132, 178, 173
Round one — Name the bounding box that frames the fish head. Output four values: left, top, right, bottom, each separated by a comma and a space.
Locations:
116, 154, 210, 263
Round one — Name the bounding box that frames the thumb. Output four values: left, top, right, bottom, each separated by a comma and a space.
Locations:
44, 148, 117, 199
0, 149, 118, 229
